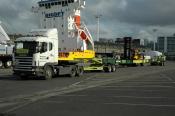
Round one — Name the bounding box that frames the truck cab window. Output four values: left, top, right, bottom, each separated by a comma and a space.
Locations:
49, 42, 53, 51
41, 42, 48, 53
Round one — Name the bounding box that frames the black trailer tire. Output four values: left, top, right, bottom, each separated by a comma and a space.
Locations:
69, 67, 76, 77
0, 61, 3, 68
104, 65, 112, 73
44, 66, 53, 80
76, 66, 84, 77
4, 61, 12, 68
108, 65, 112, 72
111, 65, 116, 72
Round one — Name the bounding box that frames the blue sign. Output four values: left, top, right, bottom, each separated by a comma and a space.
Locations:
0, 49, 5, 51
45, 11, 64, 18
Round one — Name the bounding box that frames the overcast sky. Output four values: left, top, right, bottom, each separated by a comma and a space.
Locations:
1, 0, 175, 41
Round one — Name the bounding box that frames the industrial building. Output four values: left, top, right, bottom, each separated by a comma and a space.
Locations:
157, 36, 175, 60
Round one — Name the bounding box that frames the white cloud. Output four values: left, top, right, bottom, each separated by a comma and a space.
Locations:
0, 0, 175, 40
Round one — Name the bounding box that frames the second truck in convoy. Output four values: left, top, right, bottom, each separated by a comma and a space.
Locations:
13, 0, 95, 79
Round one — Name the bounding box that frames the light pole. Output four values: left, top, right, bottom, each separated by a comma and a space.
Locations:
95, 14, 102, 42
153, 29, 158, 51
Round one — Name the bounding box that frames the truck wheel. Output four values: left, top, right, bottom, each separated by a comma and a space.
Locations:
76, 66, 84, 77
108, 65, 112, 72
69, 67, 76, 77
104, 65, 112, 73
4, 61, 12, 68
111, 65, 116, 72
0, 61, 3, 68
44, 66, 53, 80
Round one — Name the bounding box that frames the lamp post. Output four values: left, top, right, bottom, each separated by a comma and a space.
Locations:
95, 14, 102, 42
153, 29, 158, 51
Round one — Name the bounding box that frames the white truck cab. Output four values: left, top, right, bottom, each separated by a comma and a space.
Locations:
13, 29, 59, 78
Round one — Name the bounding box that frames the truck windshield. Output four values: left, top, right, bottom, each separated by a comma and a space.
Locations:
15, 41, 39, 57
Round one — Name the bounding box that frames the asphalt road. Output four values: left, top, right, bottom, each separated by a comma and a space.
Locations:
0, 61, 175, 116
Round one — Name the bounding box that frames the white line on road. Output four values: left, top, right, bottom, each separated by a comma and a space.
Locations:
112, 96, 175, 99
100, 85, 175, 88
166, 76, 174, 82
99, 88, 167, 92
104, 102, 175, 107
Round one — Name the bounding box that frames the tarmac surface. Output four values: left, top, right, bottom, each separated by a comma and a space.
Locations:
0, 61, 175, 116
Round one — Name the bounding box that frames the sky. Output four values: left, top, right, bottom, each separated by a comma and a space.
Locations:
1, 0, 175, 41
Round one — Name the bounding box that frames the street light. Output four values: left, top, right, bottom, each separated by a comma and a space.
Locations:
153, 29, 158, 51
95, 14, 102, 42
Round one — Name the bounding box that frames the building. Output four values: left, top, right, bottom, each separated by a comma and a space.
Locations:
132, 39, 141, 47
99, 38, 114, 43
157, 36, 175, 60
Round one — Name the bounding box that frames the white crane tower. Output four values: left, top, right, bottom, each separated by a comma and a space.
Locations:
0, 21, 10, 44
34, 0, 94, 52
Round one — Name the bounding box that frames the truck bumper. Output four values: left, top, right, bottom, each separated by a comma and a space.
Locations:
13, 67, 44, 77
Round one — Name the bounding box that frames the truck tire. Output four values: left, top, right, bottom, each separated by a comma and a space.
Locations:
111, 65, 116, 72
0, 61, 3, 68
69, 66, 76, 77
108, 65, 112, 72
76, 66, 84, 77
104, 65, 112, 73
44, 66, 53, 80
4, 61, 12, 68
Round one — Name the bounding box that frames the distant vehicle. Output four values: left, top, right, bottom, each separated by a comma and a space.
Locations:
119, 37, 147, 66
145, 51, 166, 66
0, 21, 13, 68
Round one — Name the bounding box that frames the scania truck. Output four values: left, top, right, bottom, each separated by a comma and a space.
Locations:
13, 0, 95, 79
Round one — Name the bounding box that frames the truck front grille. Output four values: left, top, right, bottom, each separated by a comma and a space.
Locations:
14, 57, 33, 71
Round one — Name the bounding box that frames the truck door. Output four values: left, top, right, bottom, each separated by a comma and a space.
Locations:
39, 42, 55, 67
48, 42, 55, 62
38, 42, 49, 67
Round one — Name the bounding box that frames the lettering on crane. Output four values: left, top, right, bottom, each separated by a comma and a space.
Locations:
0, 49, 5, 51
45, 11, 64, 18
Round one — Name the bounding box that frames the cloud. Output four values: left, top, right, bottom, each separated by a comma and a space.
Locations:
0, 0, 38, 33
0, 0, 175, 39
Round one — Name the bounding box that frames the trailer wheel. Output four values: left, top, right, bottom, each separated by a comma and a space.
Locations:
44, 66, 53, 80
140, 63, 144, 66
104, 65, 112, 73
111, 65, 116, 72
4, 61, 12, 68
76, 66, 84, 77
69, 67, 76, 77
108, 65, 112, 72
0, 61, 3, 68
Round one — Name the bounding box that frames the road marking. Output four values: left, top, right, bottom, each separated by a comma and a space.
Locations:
99, 88, 166, 92
43, 101, 65, 104
0, 102, 18, 108
166, 76, 174, 82
57, 95, 87, 97
112, 96, 175, 99
100, 85, 175, 88
104, 102, 175, 107
114, 81, 174, 84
